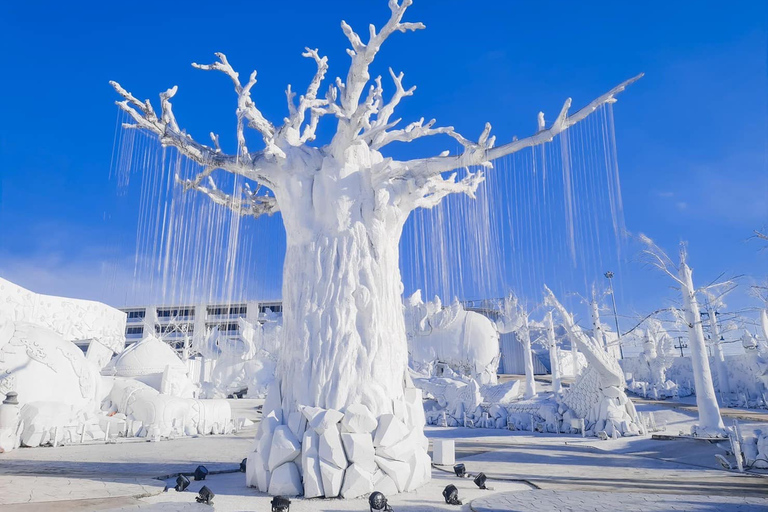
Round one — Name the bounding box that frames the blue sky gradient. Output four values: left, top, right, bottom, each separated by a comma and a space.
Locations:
1, 1, 766, 325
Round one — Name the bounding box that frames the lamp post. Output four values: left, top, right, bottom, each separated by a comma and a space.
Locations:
604, 271, 624, 359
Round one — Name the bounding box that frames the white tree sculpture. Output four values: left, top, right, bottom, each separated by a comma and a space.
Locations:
639, 235, 726, 436
111, 0, 640, 496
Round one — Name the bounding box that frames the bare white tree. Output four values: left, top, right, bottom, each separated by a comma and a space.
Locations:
111, 0, 640, 491
638, 234, 726, 436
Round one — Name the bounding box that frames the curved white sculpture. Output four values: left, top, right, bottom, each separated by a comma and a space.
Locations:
545, 286, 643, 437
406, 292, 500, 385
111, 0, 638, 496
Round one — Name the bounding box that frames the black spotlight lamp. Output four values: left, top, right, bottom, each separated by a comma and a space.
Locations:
240, 458, 247, 472
473, 472, 488, 490
195, 485, 215, 505
271, 495, 291, 512
369, 491, 393, 511
453, 463, 466, 478
442, 484, 462, 505
194, 465, 209, 481
174, 474, 190, 492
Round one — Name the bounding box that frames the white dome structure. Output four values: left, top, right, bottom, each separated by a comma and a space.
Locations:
105, 336, 192, 396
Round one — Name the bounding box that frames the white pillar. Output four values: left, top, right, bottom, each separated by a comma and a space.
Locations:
679, 254, 724, 435
707, 308, 731, 397
546, 311, 561, 395
522, 315, 537, 399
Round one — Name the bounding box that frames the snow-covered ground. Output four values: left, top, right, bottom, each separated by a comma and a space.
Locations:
2, 397, 767, 511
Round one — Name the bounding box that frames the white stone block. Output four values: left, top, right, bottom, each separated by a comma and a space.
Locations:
404, 387, 426, 429
301, 431, 324, 498
404, 449, 432, 492
268, 462, 302, 497
262, 381, 282, 418
319, 426, 348, 469
374, 455, 410, 492
372, 469, 399, 496
341, 403, 378, 433
373, 414, 407, 448
340, 463, 374, 499
432, 439, 455, 465
310, 408, 344, 434
268, 425, 302, 471
287, 411, 307, 440
245, 452, 259, 488
341, 432, 376, 473
376, 428, 421, 462
250, 448, 271, 492
320, 459, 345, 497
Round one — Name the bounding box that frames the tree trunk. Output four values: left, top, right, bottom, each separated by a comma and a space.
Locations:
277, 222, 409, 416
522, 316, 537, 399
679, 261, 725, 436
707, 310, 731, 397
546, 312, 561, 395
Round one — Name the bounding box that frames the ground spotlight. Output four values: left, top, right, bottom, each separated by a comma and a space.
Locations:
453, 463, 466, 478
271, 495, 291, 512
442, 484, 462, 505
194, 465, 209, 481
473, 472, 487, 489
195, 485, 215, 505
369, 491, 393, 511
174, 474, 190, 492
240, 458, 247, 472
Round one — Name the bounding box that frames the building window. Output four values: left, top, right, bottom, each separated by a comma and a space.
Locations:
127, 310, 145, 319
126, 326, 144, 335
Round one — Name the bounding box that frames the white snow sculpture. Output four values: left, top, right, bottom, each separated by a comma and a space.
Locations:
495, 293, 536, 398
545, 286, 642, 437
625, 320, 680, 399
0, 319, 110, 451
0, 277, 126, 368
406, 292, 500, 385
112, 0, 639, 495
639, 235, 726, 436
104, 335, 195, 398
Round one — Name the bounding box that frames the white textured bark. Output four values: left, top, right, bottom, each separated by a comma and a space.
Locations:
276, 180, 409, 416
707, 309, 731, 397
521, 315, 537, 399
679, 258, 725, 435
546, 311, 561, 395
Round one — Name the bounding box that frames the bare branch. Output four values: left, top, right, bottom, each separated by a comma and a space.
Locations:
637, 233, 686, 287
110, 80, 278, 188
281, 48, 335, 144
401, 169, 485, 211
402, 73, 643, 178
338, 0, 425, 116
176, 175, 280, 218
192, 53, 281, 157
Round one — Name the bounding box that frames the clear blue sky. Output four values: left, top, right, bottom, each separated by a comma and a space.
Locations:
1, 1, 766, 325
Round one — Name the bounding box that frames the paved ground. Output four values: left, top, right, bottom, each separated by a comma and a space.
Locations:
1, 398, 767, 511
0, 475, 165, 511
470, 490, 768, 512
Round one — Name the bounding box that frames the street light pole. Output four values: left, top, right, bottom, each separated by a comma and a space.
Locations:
604, 271, 624, 359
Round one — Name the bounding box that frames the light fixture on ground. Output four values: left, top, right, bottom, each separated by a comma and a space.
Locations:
195, 485, 214, 505
174, 474, 190, 492
453, 463, 466, 478
240, 458, 247, 472
442, 484, 462, 505
369, 491, 393, 511
194, 465, 209, 481
271, 495, 291, 512
473, 472, 487, 489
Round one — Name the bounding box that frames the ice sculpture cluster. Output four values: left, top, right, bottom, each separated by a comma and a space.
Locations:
405, 291, 500, 385
0, 279, 232, 453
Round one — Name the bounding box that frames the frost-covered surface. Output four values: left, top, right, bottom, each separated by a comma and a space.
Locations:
0, 280, 234, 453
200, 313, 282, 399
405, 292, 500, 385
0, 277, 126, 362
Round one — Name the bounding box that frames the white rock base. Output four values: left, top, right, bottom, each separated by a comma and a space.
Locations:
247, 386, 431, 498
